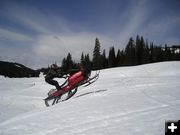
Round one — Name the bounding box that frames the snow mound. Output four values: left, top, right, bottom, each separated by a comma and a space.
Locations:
0, 61, 180, 135
102, 61, 180, 77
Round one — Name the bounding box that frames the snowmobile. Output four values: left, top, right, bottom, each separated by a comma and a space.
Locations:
44, 70, 100, 107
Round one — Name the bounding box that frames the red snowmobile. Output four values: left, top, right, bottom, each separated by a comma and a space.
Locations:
44, 70, 99, 107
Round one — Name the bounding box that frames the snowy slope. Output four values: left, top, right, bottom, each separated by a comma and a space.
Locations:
0, 61, 180, 135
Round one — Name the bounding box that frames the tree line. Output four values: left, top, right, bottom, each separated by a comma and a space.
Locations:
61, 35, 180, 71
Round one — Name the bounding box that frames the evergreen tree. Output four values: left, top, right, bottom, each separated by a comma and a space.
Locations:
151, 45, 163, 62
84, 54, 91, 70
140, 36, 146, 64
61, 35, 180, 72
108, 47, 116, 67
61, 53, 74, 72
101, 49, 108, 69
124, 37, 136, 66
163, 44, 172, 61
81, 52, 85, 68
149, 42, 154, 63
116, 49, 120, 66
61, 58, 67, 72
66, 53, 73, 70
136, 35, 145, 65
93, 38, 101, 70
144, 39, 150, 64
136, 35, 141, 64
116, 49, 125, 66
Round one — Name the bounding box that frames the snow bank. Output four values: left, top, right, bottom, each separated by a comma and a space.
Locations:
102, 61, 180, 77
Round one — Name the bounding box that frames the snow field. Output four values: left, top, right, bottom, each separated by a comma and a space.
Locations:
0, 61, 180, 135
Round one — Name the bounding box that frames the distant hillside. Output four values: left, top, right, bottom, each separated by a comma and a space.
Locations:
0, 61, 40, 78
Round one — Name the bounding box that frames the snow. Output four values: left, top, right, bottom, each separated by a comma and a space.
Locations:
15, 64, 22, 68
0, 61, 180, 135
175, 49, 180, 54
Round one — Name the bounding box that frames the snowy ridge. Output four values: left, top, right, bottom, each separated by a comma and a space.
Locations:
0, 61, 180, 135
102, 61, 180, 77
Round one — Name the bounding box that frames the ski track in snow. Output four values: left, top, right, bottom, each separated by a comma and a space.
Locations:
0, 61, 180, 135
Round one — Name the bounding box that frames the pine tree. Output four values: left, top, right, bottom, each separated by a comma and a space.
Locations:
93, 38, 101, 70
124, 37, 136, 66
61, 58, 67, 72
136, 35, 141, 64
61, 53, 74, 72
116, 49, 125, 66
149, 42, 154, 63
101, 49, 108, 69
144, 39, 150, 64
140, 36, 146, 64
163, 44, 171, 61
81, 52, 85, 68
108, 47, 116, 67
156, 46, 163, 62
84, 54, 91, 70
66, 53, 73, 70
136, 35, 145, 65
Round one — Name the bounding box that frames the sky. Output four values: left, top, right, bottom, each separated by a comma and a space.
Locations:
0, 0, 180, 69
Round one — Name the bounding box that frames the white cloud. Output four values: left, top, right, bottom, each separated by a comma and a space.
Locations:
0, 3, 116, 68
139, 15, 180, 45
2, 2, 71, 34
33, 32, 114, 64
0, 28, 33, 42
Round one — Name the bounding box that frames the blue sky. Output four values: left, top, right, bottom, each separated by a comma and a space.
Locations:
0, 0, 180, 68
